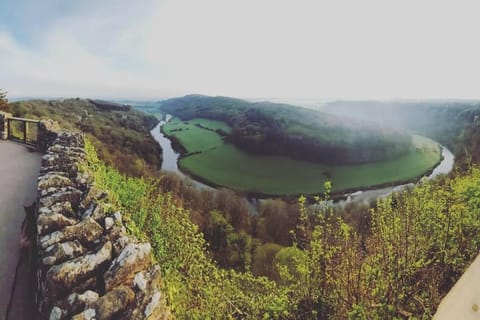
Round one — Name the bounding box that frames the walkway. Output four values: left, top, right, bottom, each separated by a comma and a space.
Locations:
434, 253, 480, 319
0, 141, 41, 319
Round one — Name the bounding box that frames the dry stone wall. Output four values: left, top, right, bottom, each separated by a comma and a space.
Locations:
35, 125, 169, 319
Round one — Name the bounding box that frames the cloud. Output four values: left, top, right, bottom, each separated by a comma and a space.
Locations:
1, 0, 480, 99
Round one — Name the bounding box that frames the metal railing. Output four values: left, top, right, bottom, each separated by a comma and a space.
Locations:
7, 117, 40, 146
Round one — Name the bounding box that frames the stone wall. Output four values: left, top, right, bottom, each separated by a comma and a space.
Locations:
34, 126, 169, 319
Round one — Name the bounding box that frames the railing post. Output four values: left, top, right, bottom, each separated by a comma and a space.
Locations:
23, 120, 27, 143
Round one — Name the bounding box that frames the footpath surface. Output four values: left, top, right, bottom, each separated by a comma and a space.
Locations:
0, 141, 41, 319
434, 253, 480, 319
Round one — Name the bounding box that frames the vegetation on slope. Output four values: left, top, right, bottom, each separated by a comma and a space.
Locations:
85, 133, 480, 318
85, 140, 291, 319
9, 98, 162, 176
158, 95, 414, 165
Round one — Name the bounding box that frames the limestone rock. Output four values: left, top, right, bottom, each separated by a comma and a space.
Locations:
39, 171, 69, 177
128, 266, 170, 320
112, 236, 135, 257
40, 188, 83, 209
54, 132, 84, 148
40, 163, 81, 178
105, 217, 114, 230
37, 174, 73, 190
37, 213, 77, 236
83, 202, 110, 222
104, 243, 152, 291
113, 211, 123, 223
42, 240, 86, 266
38, 201, 75, 218
71, 286, 134, 320
40, 218, 103, 249
104, 222, 128, 254
41, 153, 82, 169
46, 241, 112, 300
80, 187, 108, 210
47, 144, 85, 155
50, 290, 99, 320
72, 276, 98, 295
75, 172, 92, 191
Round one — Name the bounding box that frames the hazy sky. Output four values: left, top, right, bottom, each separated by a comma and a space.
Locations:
1, 0, 479, 100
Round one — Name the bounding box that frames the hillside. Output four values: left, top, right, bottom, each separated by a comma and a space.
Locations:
323, 100, 480, 162
9, 98, 162, 176
158, 95, 414, 165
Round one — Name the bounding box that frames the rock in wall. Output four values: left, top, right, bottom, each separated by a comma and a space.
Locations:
35, 129, 169, 320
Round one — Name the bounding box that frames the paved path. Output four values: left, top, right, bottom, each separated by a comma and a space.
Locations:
434, 253, 480, 319
0, 141, 41, 319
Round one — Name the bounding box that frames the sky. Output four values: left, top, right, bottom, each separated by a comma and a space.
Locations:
0, 0, 480, 100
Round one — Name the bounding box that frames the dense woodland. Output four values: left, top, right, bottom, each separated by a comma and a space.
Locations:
157, 95, 414, 165
9, 98, 162, 176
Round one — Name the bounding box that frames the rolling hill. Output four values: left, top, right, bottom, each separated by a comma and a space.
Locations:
158, 95, 415, 165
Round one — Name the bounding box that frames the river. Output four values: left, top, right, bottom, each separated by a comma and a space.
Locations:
150, 116, 212, 189
334, 146, 455, 207
151, 116, 455, 206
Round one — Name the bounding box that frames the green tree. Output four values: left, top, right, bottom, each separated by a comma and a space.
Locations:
0, 89, 8, 112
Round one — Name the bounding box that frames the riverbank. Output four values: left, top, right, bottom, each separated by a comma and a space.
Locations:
152, 116, 453, 202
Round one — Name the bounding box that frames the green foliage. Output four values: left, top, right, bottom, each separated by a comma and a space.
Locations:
159, 94, 415, 165
251, 243, 284, 279
84, 140, 292, 319
281, 167, 480, 319
0, 89, 8, 112
9, 98, 161, 176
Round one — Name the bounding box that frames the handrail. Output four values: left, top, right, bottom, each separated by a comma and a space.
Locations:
7, 117, 40, 146
9, 117, 40, 123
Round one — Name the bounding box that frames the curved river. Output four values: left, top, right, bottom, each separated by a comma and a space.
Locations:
150, 116, 212, 190
151, 116, 455, 206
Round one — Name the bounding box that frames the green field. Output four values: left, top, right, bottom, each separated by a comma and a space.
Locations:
164, 118, 442, 195
163, 118, 231, 153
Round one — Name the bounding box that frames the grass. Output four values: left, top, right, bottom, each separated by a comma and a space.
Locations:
165, 118, 442, 195
163, 118, 230, 153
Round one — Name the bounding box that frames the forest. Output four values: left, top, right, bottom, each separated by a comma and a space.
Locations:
158, 95, 414, 165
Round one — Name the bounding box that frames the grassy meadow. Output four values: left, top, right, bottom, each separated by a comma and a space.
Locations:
163, 117, 230, 153
164, 117, 442, 195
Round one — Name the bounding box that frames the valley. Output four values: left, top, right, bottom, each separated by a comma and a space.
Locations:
151, 95, 443, 196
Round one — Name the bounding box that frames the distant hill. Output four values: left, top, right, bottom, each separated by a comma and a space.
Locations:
88, 99, 132, 112
157, 95, 414, 165
323, 100, 480, 166
9, 98, 162, 176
